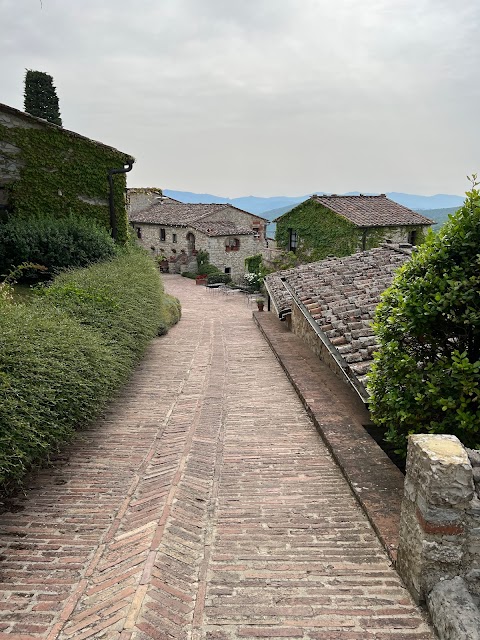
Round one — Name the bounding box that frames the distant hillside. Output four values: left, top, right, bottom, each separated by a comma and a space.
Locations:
414, 207, 460, 230
163, 189, 464, 216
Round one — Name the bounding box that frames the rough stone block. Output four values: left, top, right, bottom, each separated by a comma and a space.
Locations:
427, 577, 480, 640
406, 435, 474, 506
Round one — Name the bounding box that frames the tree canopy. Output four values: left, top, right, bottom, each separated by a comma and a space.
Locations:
24, 70, 62, 126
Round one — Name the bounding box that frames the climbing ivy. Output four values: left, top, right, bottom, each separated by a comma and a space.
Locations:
0, 122, 131, 243
275, 200, 426, 262
245, 254, 263, 273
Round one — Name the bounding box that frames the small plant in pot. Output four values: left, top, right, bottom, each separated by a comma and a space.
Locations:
256, 298, 265, 311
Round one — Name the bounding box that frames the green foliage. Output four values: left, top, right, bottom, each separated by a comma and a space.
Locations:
0, 246, 180, 493
24, 70, 62, 126
275, 200, 426, 263
181, 271, 197, 279
196, 250, 210, 269
0, 215, 116, 279
0, 122, 131, 243
207, 273, 231, 285
245, 254, 263, 273
368, 178, 480, 456
275, 200, 359, 261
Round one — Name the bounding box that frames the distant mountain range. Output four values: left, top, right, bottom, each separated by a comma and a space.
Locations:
164, 189, 465, 219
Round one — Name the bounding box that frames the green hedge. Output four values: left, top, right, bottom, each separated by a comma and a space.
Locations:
0, 215, 116, 279
0, 246, 180, 493
368, 182, 480, 456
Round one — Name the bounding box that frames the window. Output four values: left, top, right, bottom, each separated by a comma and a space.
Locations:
288, 228, 297, 253
160, 228, 166, 241
172, 233, 177, 243
407, 230, 418, 245
135, 227, 142, 239
226, 238, 240, 251
224, 267, 231, 274
252, 226, 260, 238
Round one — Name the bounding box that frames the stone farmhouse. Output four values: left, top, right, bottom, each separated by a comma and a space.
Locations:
128, 191, 268, 282
275, 194, 434, 262
0, 102, 134, 241
264, 243, 413, 402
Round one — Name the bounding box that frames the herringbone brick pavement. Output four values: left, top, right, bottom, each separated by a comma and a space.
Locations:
0, 276, 434, 639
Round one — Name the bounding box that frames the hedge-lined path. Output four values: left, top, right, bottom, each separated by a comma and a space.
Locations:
0, 275, 434, 640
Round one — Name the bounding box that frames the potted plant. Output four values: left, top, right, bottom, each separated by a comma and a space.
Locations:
256, 298, 265, 311
196, 274, 208, 286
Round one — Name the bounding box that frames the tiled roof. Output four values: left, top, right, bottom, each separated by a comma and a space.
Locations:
277, 194, 434, 227
193, 219, 254, 237
130, 201, 268, 223
129, 201, 263, 236
265, 244, 412, 389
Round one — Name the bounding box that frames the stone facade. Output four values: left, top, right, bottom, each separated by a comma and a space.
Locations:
132, 221, 261, 282
129, 201, 268, 282
127, 188, 164, 215
397, 434, 480, 604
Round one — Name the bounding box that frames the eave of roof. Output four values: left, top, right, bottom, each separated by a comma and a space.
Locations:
274, 194, 435, 227
0, 102, 134, 161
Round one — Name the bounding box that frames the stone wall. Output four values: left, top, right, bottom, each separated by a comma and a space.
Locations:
291, 303, 345, 380
207, 234, 260, 282
133, 222, 199, 258
206, 207, 267, 242
128, 189, 163, 214
132, 221, 261, 282
397, 434, 480, 603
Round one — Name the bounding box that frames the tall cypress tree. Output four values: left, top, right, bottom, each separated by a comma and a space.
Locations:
24, 70, 62, 126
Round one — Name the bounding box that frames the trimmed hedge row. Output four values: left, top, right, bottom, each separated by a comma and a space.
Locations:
0, 246, 181, 493
0, 215, 116, 280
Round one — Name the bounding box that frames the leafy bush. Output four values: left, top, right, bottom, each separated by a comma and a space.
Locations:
368, 179, 480, 456
0, 215, 116, 280
0, 246, 180, 492
207, 273, 231, 285
181, 271, 197, 279
195, 250, 221, 276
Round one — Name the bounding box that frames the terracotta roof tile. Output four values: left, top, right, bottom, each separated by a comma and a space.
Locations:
265, 244, 413, 391
311, 194, 434, 227
128, 202, 257, 237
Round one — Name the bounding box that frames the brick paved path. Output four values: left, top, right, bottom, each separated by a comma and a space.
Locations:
0, 276, 434, 640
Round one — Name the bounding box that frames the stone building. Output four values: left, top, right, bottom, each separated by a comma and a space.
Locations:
0, 102, 134, 241
128, 197, 268, 282
264, 243, 412, 401
275, 194, 434, 262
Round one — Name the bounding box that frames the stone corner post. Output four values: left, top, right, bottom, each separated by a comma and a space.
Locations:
396, 434, 475, 603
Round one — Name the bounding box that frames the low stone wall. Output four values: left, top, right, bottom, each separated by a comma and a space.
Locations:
396, 434, 480, 638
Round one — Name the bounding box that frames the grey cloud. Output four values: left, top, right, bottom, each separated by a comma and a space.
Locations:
0, 0, 479, 196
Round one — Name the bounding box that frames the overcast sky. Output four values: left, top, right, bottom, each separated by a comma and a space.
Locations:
1, 0, 479, 197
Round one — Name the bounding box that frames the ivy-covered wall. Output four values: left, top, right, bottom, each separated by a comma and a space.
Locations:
275, 200, 427, 262
0, 110, 132, 243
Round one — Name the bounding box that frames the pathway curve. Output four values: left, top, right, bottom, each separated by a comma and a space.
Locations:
0, 276, 434, 640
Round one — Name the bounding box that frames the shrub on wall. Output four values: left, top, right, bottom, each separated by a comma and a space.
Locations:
0, 245, 180, 493
368, 179, 480, 456
0, 215, 116, 279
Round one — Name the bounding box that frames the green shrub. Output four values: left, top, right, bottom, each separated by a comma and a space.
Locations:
0, 215, 116, 280
368, 179, 480, 456
0, 246, 180, 492
207, 273, 231, 285
181, 271, 197, 279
